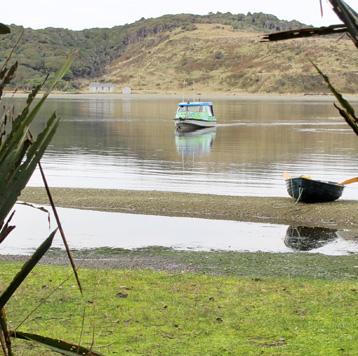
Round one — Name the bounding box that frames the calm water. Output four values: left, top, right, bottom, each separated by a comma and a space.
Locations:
5, 94, 358, 198
3, 95, 358, 255
2, 203, 357, 256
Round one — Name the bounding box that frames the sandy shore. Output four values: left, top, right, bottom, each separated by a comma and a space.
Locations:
20, 187, 358, 230
8, 91, 358, 101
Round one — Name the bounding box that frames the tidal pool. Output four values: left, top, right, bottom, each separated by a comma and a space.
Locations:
1, 204, 358, 256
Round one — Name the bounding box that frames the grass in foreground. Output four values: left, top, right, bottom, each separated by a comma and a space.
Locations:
1, 261, 358, 355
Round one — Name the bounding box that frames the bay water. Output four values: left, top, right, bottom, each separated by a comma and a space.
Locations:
2, 94, 358, 255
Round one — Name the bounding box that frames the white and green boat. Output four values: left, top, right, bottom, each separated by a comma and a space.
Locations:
174, 101, 217, 130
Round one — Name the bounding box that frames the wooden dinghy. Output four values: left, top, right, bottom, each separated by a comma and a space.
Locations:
283, 173, 358, 203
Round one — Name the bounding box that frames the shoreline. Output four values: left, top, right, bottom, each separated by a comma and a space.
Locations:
20, 187, 358, 230
2, 187, 355, 274
6, 91, 358, 101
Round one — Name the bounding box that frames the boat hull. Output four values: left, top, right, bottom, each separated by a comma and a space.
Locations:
285, 177, 344, 203
174, 118, 217, 130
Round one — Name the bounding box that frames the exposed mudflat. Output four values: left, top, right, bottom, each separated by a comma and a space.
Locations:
20, 187, 358, 230
0, 187, 355, 275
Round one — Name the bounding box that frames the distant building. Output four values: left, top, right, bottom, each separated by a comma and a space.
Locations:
89, 83, 115, 93
122, 86, 132, 94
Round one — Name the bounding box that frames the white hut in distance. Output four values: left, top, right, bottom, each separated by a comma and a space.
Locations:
122, 86, 132, 94
89, 83, 115, 93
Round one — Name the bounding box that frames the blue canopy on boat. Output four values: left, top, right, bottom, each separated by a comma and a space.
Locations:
178, 102, 213, 106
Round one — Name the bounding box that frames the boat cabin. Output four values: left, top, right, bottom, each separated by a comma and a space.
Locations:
177, 102, 214, 116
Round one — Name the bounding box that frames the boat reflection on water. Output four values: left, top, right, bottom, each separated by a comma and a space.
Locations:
174, 127, 216, 155
284, 225, 338, 251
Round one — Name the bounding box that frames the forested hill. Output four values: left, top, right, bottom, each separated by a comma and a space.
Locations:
1, 12, 358, 94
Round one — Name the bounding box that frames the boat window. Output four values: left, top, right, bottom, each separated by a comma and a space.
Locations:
177, 105, 213, 114
203, 106, 213, 116
178, 106, 200, 112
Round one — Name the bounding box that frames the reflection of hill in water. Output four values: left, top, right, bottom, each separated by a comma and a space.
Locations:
284, 226, 338, 251
175, 127, 216, 155
28, 97, 358, 166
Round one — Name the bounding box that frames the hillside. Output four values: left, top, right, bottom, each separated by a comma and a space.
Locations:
1, 12, 358, 94
106, 24, 358, 95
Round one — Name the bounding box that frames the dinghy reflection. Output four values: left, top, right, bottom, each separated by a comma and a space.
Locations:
175, 127, 216, 155
284, 225, 338, 251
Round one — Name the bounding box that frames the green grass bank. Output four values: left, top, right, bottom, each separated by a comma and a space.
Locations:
2, 187, 356, 354
2, 261, 358, 355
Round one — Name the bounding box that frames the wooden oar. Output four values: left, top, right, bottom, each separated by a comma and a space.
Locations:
337, 177, 358, 185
